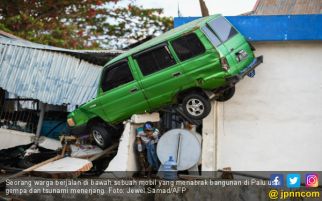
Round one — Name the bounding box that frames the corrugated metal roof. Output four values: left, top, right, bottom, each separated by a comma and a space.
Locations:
0, 30, 24, 40
0, 36, 104, 106
0, 36, 124, 66
252, 0, 322, 15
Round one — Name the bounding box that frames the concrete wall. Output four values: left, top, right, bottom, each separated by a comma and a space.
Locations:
205, 41, 322, 171
104, 122, 140, 174
104, 113, 160, 175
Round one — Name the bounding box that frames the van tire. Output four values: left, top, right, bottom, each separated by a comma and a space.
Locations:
182, 93, 211, 120
215, 86, 235, 102
91, 126, 112, 149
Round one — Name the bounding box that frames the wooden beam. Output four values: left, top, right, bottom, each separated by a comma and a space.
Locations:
89, 143, 119, 162
199, 0, 209, 17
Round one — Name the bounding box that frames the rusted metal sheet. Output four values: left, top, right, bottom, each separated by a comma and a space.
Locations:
253, 0, 322, 15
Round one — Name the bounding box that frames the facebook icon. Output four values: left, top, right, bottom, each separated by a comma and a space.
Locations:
270, 174, 284, 187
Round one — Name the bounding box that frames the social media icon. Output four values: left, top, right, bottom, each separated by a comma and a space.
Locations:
287, 174, 301, 188
270, 174, 284, 187
306, 174, 319, 187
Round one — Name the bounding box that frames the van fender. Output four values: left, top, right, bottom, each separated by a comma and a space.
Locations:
176, 88, 213, 103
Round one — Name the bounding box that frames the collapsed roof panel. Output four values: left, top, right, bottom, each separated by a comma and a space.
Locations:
0, 36, 124, 66
0, 38, 102, 106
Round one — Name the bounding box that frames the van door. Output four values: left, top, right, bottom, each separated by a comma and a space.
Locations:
208, 17, 254, 72
169, 32, 221, 87
98, 60, 149, 123
205, 17, 238, 67
132, 44, 189, 110
205, 16, 251, 72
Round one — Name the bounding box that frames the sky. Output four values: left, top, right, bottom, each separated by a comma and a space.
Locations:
135, 0, 258, 17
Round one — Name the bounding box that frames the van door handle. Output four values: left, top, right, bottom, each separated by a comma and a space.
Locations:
130, 88, 138, 93
89, 104, 96, 109
172, 72, 182, 77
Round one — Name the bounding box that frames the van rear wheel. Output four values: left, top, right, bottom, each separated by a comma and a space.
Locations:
215, 86, 235, 102
91, 126, 112, 149
182, 93, 211, 120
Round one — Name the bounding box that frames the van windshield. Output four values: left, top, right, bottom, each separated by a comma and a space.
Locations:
207, 16, 238, 43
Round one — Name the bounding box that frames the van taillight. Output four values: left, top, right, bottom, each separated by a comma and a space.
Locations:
221, 57, 230, 71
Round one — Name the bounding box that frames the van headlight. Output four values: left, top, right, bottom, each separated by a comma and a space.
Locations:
67, 118, 76, 127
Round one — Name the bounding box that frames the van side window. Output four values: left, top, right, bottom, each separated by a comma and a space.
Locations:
208, 17, 237, 42
135, 45, 176, 76
101, 61, 134, 92
171, 33, 205, 61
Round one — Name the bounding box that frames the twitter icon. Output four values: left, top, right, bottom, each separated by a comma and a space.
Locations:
287, 174, 301, 188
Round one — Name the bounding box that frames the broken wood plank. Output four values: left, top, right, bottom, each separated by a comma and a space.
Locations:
89, 143, 119, 161
0, 154, 62, 184
30, 144, 118, 178
33, 157, 93, 178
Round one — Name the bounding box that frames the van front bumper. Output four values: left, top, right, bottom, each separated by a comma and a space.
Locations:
226, 55, 263, 84
69, 124, 88, 135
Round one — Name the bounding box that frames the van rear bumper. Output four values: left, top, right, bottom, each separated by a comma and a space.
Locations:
226, 55, 263, 84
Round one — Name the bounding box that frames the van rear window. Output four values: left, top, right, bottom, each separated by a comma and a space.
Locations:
208, 17, 237, 42
171, 33, 205, 61
201, 26, 221, 47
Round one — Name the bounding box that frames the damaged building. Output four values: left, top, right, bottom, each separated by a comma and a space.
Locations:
176, 0, 322, 171
0, 30, 122, 149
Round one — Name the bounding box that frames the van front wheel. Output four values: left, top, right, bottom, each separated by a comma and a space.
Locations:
182, 93, 211, 120
91, 126, 112, 149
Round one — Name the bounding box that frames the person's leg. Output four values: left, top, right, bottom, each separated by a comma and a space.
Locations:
146, 141, 155, 176
146, 141, 153, 167
150, 143, 159, 170
146, 141, 159, 170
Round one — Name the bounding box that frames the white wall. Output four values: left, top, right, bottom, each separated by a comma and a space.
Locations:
205, 41, 322, 171
0, 128, 34, 149
0, 128, 71, 151
105, 113, 160, 175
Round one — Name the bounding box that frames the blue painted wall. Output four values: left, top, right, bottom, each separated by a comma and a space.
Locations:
41, 121, 67, 139
174, 15, 322, 41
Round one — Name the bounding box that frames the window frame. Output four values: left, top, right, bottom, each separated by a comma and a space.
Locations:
100, 59, 135, 92
133, 43, 177, 77
201, 24, 222, 47
170, 32, 206, 62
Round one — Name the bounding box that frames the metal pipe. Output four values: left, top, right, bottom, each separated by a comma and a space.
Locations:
35, 101, 46, 145
176, 133, 182, 167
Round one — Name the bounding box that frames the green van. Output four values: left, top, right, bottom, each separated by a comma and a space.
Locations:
67, 14, 263, 148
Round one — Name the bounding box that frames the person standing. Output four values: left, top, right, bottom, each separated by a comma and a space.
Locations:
136, 122, 160, 172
